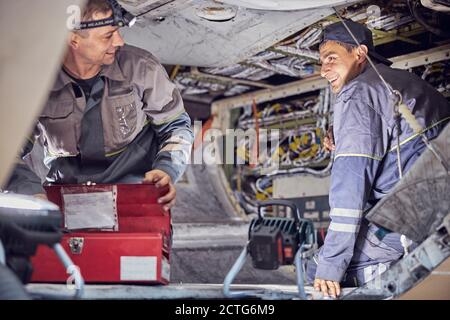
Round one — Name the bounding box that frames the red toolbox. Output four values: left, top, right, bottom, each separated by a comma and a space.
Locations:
31, 184, 171, 284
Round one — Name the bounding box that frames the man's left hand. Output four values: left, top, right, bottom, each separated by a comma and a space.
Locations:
323, 126, 336, 152
144, 169, 176, 211
314, 278, 341, 298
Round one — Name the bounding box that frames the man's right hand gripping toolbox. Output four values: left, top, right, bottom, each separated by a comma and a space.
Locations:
30, 184, 171, 284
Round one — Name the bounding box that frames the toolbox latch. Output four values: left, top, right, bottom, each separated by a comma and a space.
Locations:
68, 237, 84, 254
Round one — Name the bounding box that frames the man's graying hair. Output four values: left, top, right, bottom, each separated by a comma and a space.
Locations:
81, 0, 112, 21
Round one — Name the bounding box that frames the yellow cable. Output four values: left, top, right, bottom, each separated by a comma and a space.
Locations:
398, 103, 423, 134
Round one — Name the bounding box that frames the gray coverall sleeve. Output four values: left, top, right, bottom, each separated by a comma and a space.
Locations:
4, 136, 45, 195
151, 111, 193, 183
142, 61, 194, 183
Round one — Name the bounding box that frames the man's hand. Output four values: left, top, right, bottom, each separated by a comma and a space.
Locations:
323, 126, 336, 152
33, 193, 48, 201
314, 278, 341, 298
143, 169, 176, 211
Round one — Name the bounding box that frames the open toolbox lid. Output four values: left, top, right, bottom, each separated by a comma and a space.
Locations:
44, 183, 171, 234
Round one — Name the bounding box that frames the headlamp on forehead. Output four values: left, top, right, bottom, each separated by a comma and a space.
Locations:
77, 0, 136, 30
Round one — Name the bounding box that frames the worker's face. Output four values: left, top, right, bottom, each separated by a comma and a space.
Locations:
72, 10, 125, 66
319, 41, 367, 94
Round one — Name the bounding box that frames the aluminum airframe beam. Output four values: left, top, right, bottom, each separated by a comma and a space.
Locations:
26, 283, 356, 299
390, 43, 450, 69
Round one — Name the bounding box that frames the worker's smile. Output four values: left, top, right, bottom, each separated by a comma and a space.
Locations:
329, 76, 339, 86
325, 72, 341, 91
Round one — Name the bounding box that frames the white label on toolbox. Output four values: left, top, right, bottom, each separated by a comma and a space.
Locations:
161, 256, 170, 282
120, 256, 157, 281
63, 191, 117, 230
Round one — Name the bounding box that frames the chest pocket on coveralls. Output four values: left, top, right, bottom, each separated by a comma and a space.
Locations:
105, 89, 138, 151
39, 100, 78, 156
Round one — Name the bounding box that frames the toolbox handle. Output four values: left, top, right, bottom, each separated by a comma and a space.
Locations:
257, 199, 302, 222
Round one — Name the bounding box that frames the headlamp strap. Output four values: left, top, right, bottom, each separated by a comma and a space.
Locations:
77, 17, 115, 30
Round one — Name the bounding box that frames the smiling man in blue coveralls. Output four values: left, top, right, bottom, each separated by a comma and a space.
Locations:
307, 20, 450, 298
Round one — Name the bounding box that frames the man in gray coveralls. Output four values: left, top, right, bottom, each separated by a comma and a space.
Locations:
7, 0, 194, 211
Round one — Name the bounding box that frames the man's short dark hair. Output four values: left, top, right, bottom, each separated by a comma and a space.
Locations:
319, 39, 390, 65
319, 40, 357, 53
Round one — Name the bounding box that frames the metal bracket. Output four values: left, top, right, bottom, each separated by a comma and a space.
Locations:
68, 237, 84, 255
342, 212, 450, 299
436, 213, 450, 248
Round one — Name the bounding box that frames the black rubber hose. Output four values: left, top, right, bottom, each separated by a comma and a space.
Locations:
0, 264, 31, 300
434, 0, 450, 7
407, 0, 450, 38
